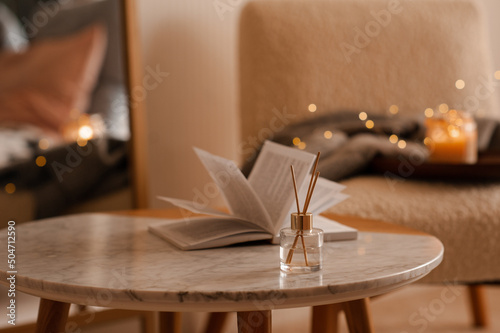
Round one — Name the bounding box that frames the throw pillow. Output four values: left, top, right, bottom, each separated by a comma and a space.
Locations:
0, 24, 107, 135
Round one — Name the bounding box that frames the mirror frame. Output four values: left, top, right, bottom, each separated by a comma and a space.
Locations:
122, 0, 148, 209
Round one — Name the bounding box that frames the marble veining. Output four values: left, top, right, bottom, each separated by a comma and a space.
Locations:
0, 214, 443, 311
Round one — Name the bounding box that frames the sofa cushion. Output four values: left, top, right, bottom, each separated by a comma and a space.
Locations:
330, 175, 500, 283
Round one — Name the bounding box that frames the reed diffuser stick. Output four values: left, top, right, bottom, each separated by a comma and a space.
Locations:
300, 233, 309, 266
286, 234, 300, 263
303, 152, 321, 213
285, 152, 321, 267
290, 165, 301, 214
286, 165, 302, 264
302, 171, 320, 214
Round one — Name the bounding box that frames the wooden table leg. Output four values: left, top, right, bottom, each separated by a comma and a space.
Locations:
35, 298, 71, 333
204, 312, 229, 333
237, 310, 271, 333
343, 298, 374, 333
311, 303, 342, 333
159, 312, 182, 333
142, 311, 158, 333
468, 284, 489, 327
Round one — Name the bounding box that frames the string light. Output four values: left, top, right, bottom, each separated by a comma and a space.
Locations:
424, 108, 434, 118
495, 71, 500, 80
5, 183, 15, 194
298, 142, 306, 150
439, 103, 449, 114
78, 125, 93, 140
308, 104, 317, 112
389, 105, 399, 115
359, 112, 368, 121
389, 134, 398, 144
423, 137, 432, 146
323, 130, 333, 139
35, 156, 46, 167
455, 80, 465, 89
397, 140, 407, 149
448, 125, 460, 138
77, 138, 88, 147
365, 120, 374, 129
292, 137, 301, 146
39, 138, 50, 150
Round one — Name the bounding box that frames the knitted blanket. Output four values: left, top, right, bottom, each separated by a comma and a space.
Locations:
243, 111, 500, 182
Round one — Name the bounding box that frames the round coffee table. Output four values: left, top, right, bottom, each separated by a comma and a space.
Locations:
0, 210, 443, 332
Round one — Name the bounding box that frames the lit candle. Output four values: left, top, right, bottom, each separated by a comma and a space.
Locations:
425, 110, 477, 164
61, 113, 105, 143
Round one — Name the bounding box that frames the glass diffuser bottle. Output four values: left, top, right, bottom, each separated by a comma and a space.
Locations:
280, 153, 323, 273
280, 213, 323, 273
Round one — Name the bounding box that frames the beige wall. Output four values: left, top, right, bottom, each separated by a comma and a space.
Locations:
136, 0, 500, 208
482, 0, 500, 72
136, 0, 243, 206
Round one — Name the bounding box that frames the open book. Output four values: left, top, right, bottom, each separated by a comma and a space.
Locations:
149, 141, 357, 250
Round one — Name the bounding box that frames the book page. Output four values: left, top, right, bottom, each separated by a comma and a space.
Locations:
312, 193, 350, 215
149, 217, 271, 250
193, 148, 274, 233
248, 141, 315, 235
304, 178, 348, 214
280, 177, 349, 230
314, 215, 358, 241
157, 196, 232, 218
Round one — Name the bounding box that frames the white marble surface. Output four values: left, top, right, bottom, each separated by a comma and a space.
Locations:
0, 214, 443, 312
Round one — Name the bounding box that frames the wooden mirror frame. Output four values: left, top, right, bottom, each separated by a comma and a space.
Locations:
122, 0, 148, 209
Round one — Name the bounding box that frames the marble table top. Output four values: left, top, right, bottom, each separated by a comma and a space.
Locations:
0, 213, 443, 312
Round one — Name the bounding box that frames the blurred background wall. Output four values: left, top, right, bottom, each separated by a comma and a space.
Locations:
136, 0, 500, 208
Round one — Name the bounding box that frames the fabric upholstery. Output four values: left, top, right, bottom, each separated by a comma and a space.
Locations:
0, 24, 107, 134
239, 0, 500, 283
332, 176, 500, 283
239, 0, 498, 154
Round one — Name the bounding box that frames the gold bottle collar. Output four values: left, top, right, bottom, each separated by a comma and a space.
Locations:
291, 213, 313, 230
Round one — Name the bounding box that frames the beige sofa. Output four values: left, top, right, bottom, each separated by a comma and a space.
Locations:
238, 0, 500, 328
239, 0, 500, 285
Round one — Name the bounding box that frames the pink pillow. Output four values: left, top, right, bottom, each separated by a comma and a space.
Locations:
0, 24, 107, 135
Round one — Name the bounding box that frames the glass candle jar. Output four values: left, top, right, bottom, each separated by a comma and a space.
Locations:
425, 110, 477, 164
280, 213, 323, 273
